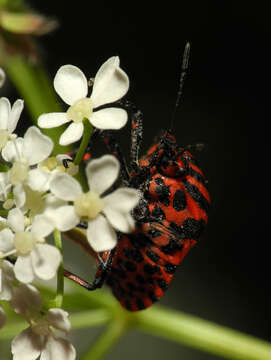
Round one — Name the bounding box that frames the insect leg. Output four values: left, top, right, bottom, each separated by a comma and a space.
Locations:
63, 251, 113, 291
98, 101, 143, 184
117, 100, 143, 170
129, 104, 143, 169
100, 130, 130, 184
63, 269, 105, 290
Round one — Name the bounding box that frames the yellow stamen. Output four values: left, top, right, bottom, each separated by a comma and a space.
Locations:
74, 191, 104, 219
66, 98, 93, 123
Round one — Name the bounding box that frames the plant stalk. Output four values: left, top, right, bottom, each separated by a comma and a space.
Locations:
134, 306, 271, 360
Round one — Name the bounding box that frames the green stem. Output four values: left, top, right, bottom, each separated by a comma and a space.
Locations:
80, 318, 127, 360
0, 309, 110, 341
70, 309, 111, 330
134, 306, 271, 360
47, 230, 64, 309
73, 119, 93, 166
4, 55, 70, 154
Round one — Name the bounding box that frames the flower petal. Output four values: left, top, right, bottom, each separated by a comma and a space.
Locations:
59, 122, 84, 145
27, 168, 51, 192
87, 214, 117, 252
44, 193, 67, 208
38, 112, 69, 129
86, 154, 119, 195
0, 171, 11, 201
14, 254, 34, 283
46, 205, 80, 232
9, 99, 24, 133
90, 107, 127, 130
23, 126, 54, 166
46, 308, 71, 332
0, 97, 10, 130
50, 172, 82, 201
0, 261, 15, 300
0, 277, 13, 300
103, 188, 139, 233
11, 327, 42, 360
7, 207, 25, 232
10, 283, 43, 315
1, 137, 24, 163
41, 335, 76, 360
54, 65, 88, 105
0, 228, 14, 253
2, 260, 16, 281
91, 56, 129, 108
13, 183, 26, 208
31, 214, 55, 238
31, 244, 61, 280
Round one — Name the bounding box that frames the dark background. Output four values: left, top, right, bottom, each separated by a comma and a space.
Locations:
3, 1, 271, 359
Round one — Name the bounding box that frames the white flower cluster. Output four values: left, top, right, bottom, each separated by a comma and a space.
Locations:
0, 58, 140, 359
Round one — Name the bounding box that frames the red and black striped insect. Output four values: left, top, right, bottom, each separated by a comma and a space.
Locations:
65, 43, 210, 311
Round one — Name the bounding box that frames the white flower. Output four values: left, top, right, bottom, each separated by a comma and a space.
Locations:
13, 184, 46, 215
0, 208, 61, 283
2, 126, 53, 191
38, 56, 129, 145
27, 154, 78, 193
0, 67, 5, 87
11, 284, 76, 360
0, 216, 7, 231
0, 97, 24, 150
0, 305, 6, 329
49, 154, 140, 252
0, 171, 12, 206
0, 259, 15, 301
0, 260, 15, 330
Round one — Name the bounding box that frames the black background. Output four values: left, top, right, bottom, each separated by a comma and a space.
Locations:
3, 1, 271, 359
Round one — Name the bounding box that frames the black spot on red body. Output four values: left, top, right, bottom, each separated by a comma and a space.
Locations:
123, 248, 144, 263
144, 263, 161, 275
97, 130, 210, 312
184, 181, 210, 213
137, 286, 145, 293
155, 177, 170, 206
125, 300, 132, 311
126, 282, 137, 291
136, 298, 145, 310
181, 218, 206, 240
173, 190, 187, 211
157, 278, 169, 291
151, 205, 165, 220
124, 261, 137, 272
161, 238, 183, 255
111, 266, 126, 280
148, 291, 158, 303
164, 263, 177, 274
136, 274, 145, 284
169, 221, 183, 236
146, 249, 160, 263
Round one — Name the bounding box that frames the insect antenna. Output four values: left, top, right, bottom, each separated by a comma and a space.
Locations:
169, 42, 191, 132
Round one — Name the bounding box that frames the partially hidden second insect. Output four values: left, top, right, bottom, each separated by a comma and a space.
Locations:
64, 43, 211, 311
